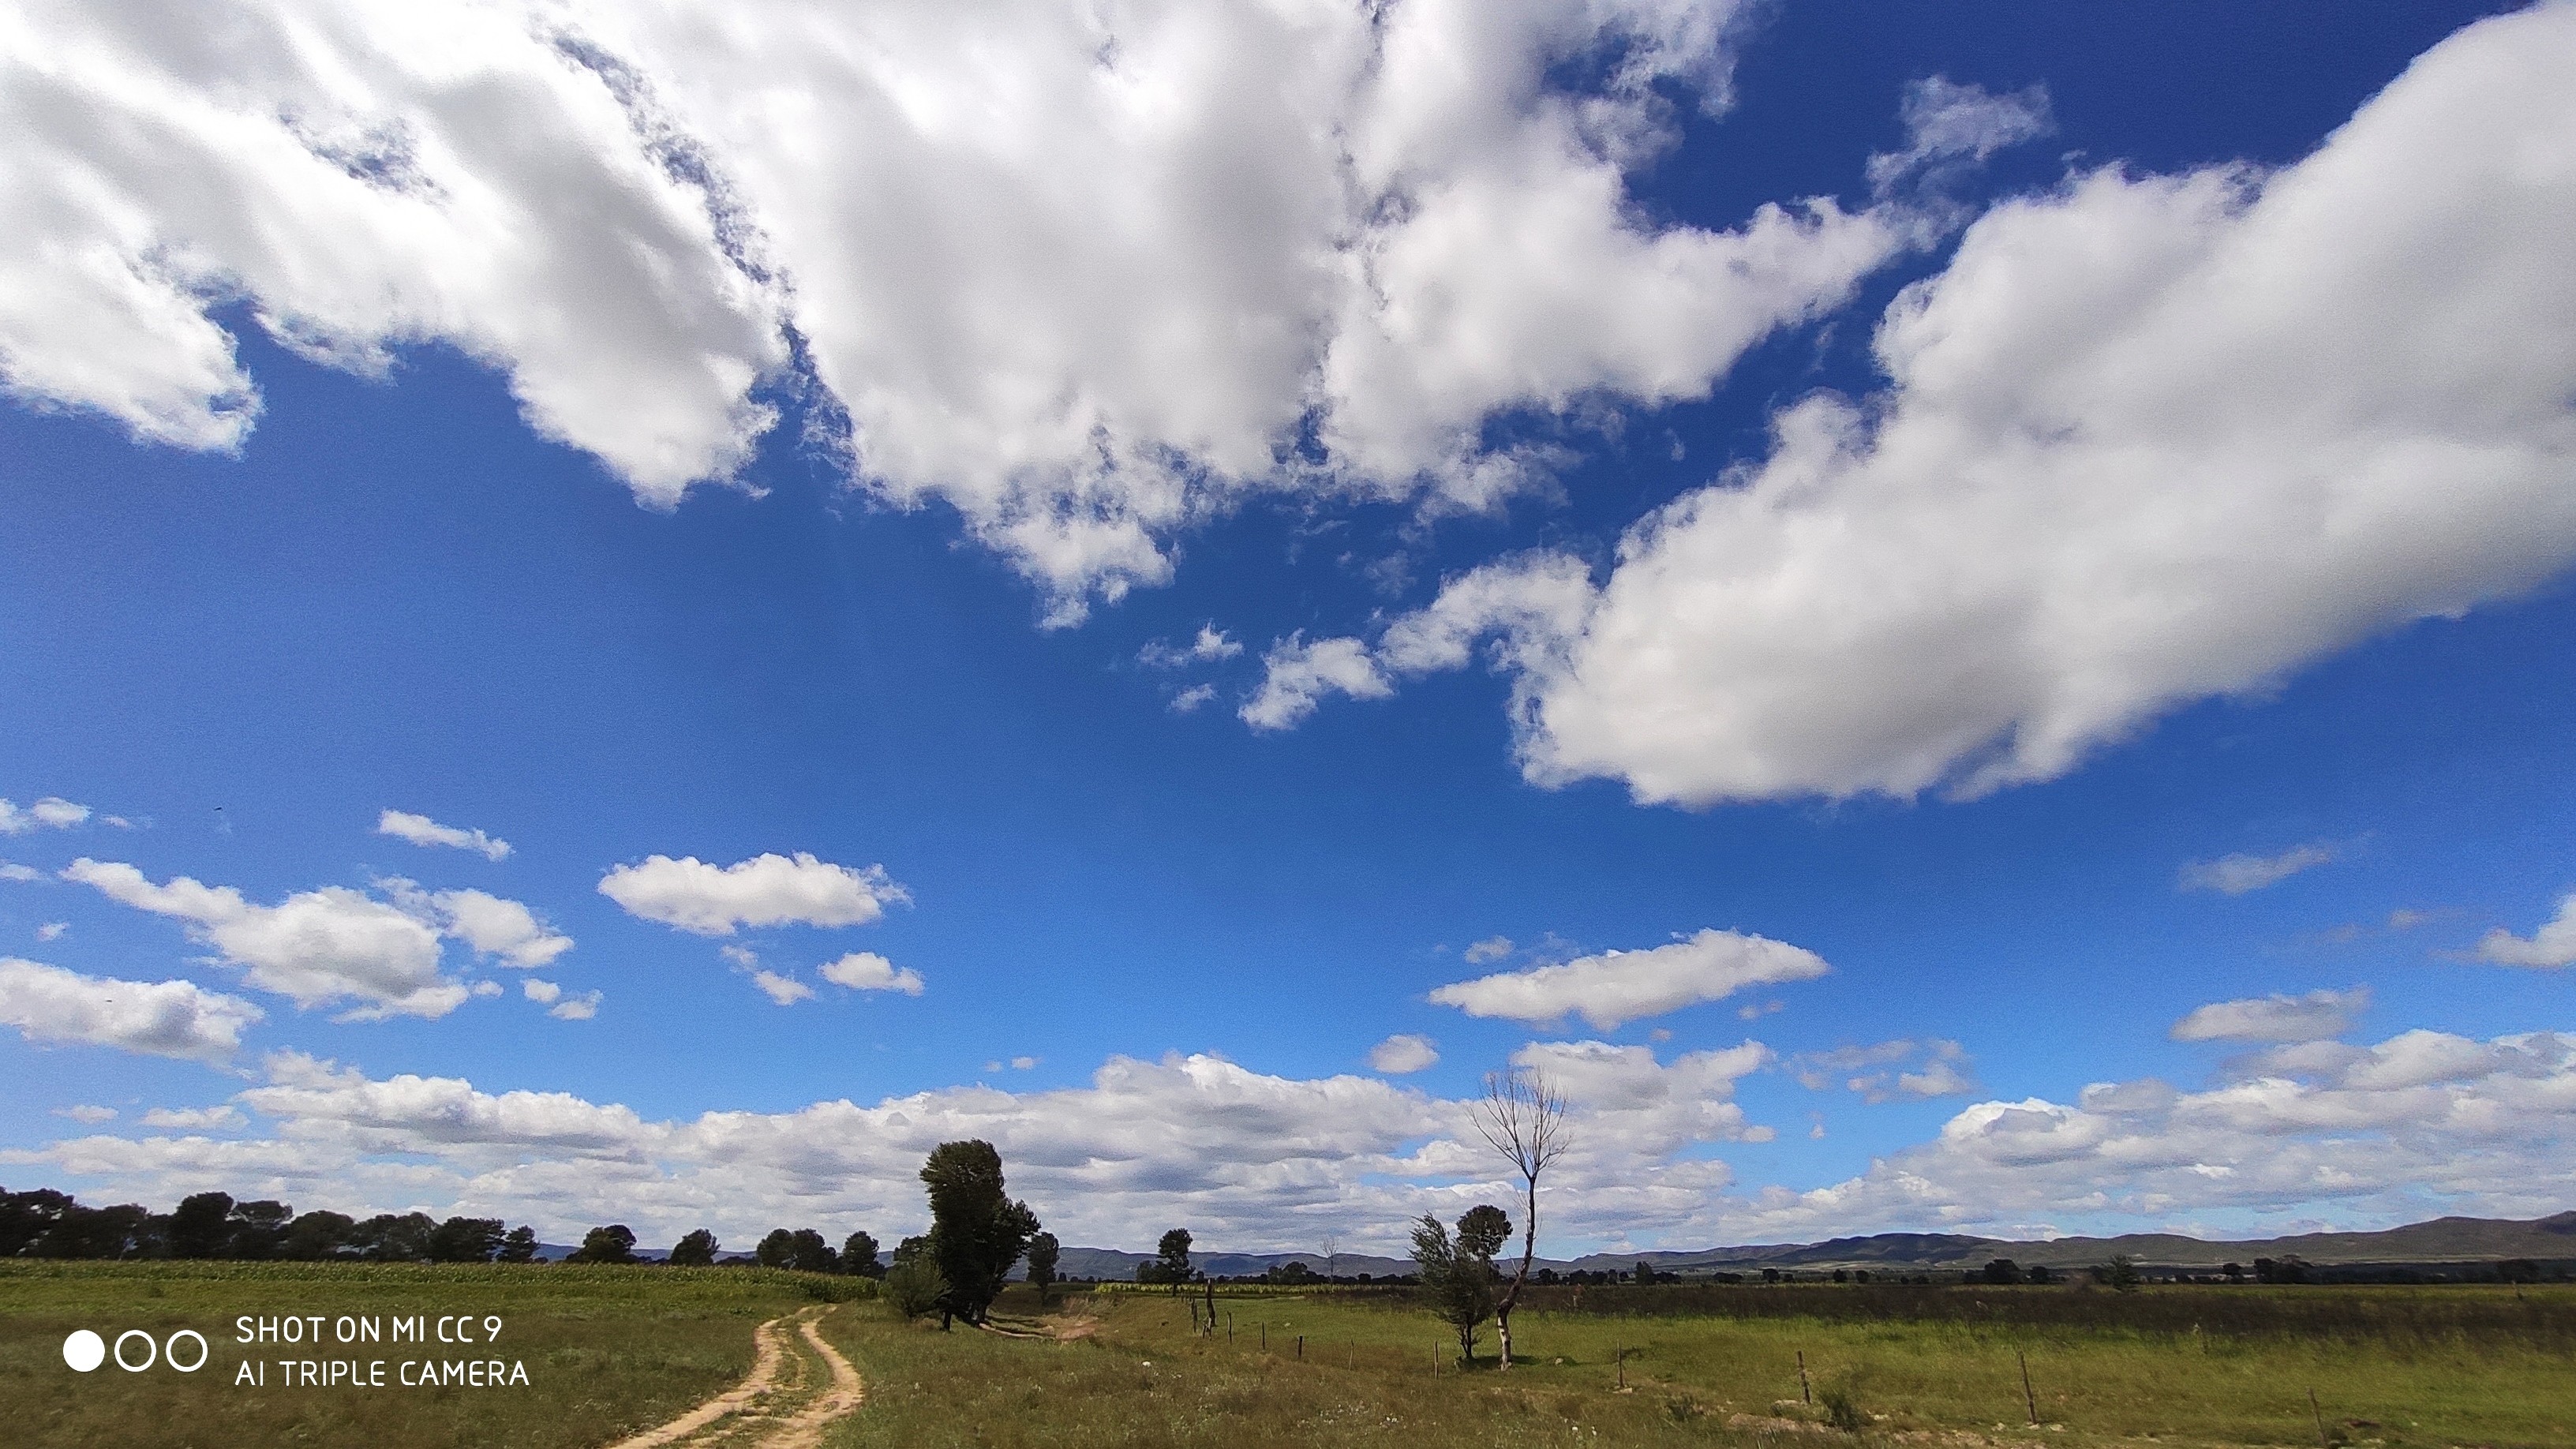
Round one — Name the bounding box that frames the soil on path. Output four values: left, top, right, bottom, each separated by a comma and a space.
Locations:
604, 1305, 864, 1449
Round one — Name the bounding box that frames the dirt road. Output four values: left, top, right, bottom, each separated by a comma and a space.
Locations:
605, 1305, 864, 1449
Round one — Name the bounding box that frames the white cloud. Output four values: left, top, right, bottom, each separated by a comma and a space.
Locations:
378, 880, 571, 968
1788, 1039, 1979, 1103
1011, 1055, 1038, 1071
1865, 77, 2053, 197
1167, 683, 1217, 714
1239, 634, 1391, 731
0, 956, 263, 1061
376, 810, 510, 861
36, 922, 66, 941
62, 859, 468, 1020
1462, 935, 1514, 965
600, 852, 905, 935
0, 796, 92, 833
521, 979, 560, 1004
1428, 927, 1829, 1031
750, 968, 812, 1005
22, 1019, 2576, 1252
2180, 843, 2337, 896
1266, 8, 2576, 807
549, 990, 600, 1020
1139, 626, 1242, 668
817, 950, 925, 997
1367, 1033, 1440, 1074
0, 863, 39, 882
0, 0, 1932, 616
2475, 893, 2576, 968
53, 1104, 116, 1124
140, 1105, 245, 1130
2173, 987, 2371, 1043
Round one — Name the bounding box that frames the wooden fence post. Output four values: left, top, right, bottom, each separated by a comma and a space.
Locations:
2310, 1388, 2329, 1447
1297, 1335, 1305, 1360
2020, 1348, 2039, 1425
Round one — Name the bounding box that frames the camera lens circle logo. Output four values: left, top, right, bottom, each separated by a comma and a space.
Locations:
62, 1327, 207, 1372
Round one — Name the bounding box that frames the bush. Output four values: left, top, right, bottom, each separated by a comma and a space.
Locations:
885, 1254, 949, 1318
1819, 1384, 1867, 1433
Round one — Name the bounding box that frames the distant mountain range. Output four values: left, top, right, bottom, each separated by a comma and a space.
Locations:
1046, 1211, 2576, 1280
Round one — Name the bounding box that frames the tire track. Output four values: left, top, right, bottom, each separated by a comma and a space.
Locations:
604, 1305, 864, 1449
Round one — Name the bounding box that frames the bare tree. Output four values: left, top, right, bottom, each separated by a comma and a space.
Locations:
1321, 1230, 1339, 1282
1472, 1066, 1570, 1370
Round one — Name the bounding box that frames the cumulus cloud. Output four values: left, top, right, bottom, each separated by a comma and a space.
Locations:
0, 0, 1928, 616
599, 852, 906, 935
1238, 634, 1392, 731
1428, 927, 1829, 1031
2172, 987, 2371, 1043
53, 1104, 116, 1124
376, 810, 510, 861
0, 796, 92, 833
1167, 683, 1217, 714
516, 978, 599, 1020
376, 878, 571, 968
2180, 844, 2337, 896
750, 969, 812, 1005
141, 1105, 245, 1130
1138, 626, 1242, 669
62, 859, 468, 1019
1462, 935, 1514, 965
0, 863, 40, 882
1368, 1033, 1440, 1074
2475, 893, 2576, 968
0, 957, 263, 1061
1260, 8, 2576, 807
1788, 1039, 1979, 1103
36, 922, 66, 941
817, 951, 925, 996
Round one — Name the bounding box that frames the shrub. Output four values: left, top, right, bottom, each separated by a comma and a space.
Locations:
1819, 1383, 1867, 1433
886, 1253, 949, 1318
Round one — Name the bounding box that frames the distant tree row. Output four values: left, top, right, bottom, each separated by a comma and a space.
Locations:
2, 1188, 538, 1264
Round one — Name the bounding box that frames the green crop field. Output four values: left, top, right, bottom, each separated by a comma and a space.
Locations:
6, 1264, 2572, 1447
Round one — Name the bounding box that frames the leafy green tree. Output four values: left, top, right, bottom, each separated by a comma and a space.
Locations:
167, 1191, 236, 1259
884, 1250, 949, 1318
2092, 1254, 2140, 1292
1982, 1258, 2022, 1286
787, 1228, 838, 1274
841, 1230, 882, 1278
921, 1140, 1040, 1326
1412, 1207, 1508, 1365
283, 1210, 357, 1260
567, 1223, 638, 1264
1155, 1228, 1194, 1295
429, 1217, 506, 1263
1265, 1260, 1318, 1286
496, 1225, 540, 1264
0, 1189, 78, 1256
1634, 1258, 1656, 1286
1025, 1230, 1060, 1305
755, 1228, 797, 1267
228, 1200, 294, 1260
669, 1228, 720, 1267
355, 1212, 438, 1262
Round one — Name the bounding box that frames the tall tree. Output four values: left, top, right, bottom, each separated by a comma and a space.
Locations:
227, 1200, 294, 1260
496, 1225, 540, 1264
1411, 1208, 1507, 1365
1155, 1228, 1194, 1295
755, 1227, 797, 1268
428, 1217, 505, 1263
1025, 1230, 1060, 1305
567, 1223, 637, 1264
669, 1228, 720, 1267
1472, 1067, 1570, 1369
841, 1230, 882, 1279
167, 1191, 235, 1259
920, 1140, 1040, 1326
786, 1227, 839, 1274
283, 1210, 357, 1260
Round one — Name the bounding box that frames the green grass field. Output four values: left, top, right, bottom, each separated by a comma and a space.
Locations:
0, 1260, 864, 1447
5, 1265, 2570, 1447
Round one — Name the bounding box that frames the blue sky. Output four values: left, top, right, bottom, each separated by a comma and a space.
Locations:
2, 0, 2572, 1255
